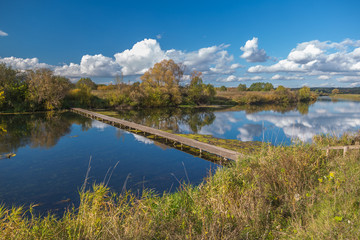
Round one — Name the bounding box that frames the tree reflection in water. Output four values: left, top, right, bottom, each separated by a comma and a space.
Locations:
0, 101, 315, 155
106, 103, 313, 135
113, 107, 217, 134
221, 102, 313, 115
0, 112, 92, 154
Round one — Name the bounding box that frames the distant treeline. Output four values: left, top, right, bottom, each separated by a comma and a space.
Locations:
296, 87, 360, 95
217, 82, 318, 105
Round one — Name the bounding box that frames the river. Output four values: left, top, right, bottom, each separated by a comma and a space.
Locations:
0, 98, 359, 213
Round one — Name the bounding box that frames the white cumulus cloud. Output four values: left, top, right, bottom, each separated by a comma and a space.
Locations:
318, 75, 331, 80
248, 39, 360, 75
218, 75, 265, 82
240, 37, 268, 62
114, 38, 167, 75
248, 59, 304, 73
54, 39, 241, 78
287, 43, 323, 64
171, 44, 241, 75
55, 54, 122, 77
0, 30, 8, 37
271, 74, 304, 80
336, 76, 360, 83
247, 39, 360, 86
0, 56, 51, 70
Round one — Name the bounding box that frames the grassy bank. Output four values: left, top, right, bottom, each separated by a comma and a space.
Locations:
1, 133, 360, 239
176, 133, 263, 155
216, 88, 317, 105
330, 94, 360, 101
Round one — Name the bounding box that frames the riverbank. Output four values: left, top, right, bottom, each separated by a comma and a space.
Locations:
1, 132, 359, 239
176, 133, 263, 155
216, 87, 317, 105
330, 94, 360, 101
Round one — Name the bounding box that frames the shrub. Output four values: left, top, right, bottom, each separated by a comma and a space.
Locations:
219, 86, 227, 91
298, 86, 311, 102
237, 83, 247, 91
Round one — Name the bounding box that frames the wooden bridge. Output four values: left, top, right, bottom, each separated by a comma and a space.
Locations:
71, 108, 242, 161
324, 145, 360, 157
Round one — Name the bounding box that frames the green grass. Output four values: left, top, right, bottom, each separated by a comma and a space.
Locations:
1, 133, 360, 239
176, 133, 263, 155
331, 94, 360, 101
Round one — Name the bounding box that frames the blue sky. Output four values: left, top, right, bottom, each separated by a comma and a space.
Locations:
1, 0, 360, 87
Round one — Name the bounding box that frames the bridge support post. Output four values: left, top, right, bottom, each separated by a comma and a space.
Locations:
344, 146, 349, 156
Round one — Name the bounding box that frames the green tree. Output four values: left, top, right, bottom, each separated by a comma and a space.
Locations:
76, 78, 97, 90
249, 82, 273, 91
237, 83, 247, 91
249, 82, 264, 91
264, 82, 274, 91
187, 71, 204, 104
298, 86, 311, 102
275, 85, 287, 92
27, 69, 71, 110
0, 63, 28, 111
186, 71, 216, 105
140, 59, 183, 107
204, 84, 216, 100
77, 84, 92, 106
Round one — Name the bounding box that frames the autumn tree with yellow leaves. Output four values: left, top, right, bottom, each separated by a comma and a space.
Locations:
27, 69, 71, 110
140, 59, 183, 107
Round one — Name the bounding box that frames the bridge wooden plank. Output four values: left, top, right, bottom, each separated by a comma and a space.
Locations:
71, 108, 242, 161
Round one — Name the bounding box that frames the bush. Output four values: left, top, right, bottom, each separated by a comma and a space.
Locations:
332, 88, 340, 95
219, 86, 227, 91
237, 83, 247, 91
298, 86, 311, 102
76, 78, 97, 90
248, 82, 274, 91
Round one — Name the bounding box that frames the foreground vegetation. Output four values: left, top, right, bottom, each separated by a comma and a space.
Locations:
1, 132, 359, 239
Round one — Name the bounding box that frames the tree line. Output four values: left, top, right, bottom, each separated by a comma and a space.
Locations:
0, 59, 317, 112
0, 60, 218, 112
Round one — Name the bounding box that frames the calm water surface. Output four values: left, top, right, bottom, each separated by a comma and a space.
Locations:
1, 98, 359, 213
0, 112, 217, 214
112, 98, 360, 145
